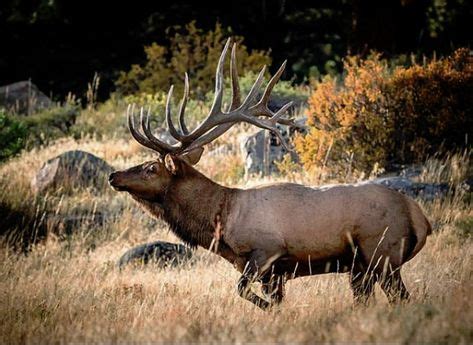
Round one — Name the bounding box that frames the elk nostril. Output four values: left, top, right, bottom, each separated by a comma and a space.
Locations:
108, 173, 116, 182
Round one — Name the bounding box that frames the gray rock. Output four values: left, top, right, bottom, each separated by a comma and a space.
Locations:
0, 81, 53, 115
398, 165, 424, 179
31, 150, 114, 193
363, 177, 450, 201
240, 117, 307, 176
118, 241, 193, 268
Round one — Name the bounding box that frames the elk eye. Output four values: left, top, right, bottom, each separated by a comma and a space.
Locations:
147, 165, 157, 173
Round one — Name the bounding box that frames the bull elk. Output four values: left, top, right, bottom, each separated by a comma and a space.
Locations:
109, 39, 431, 309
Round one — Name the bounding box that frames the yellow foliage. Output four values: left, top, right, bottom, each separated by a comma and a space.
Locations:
116, 21, 271, 99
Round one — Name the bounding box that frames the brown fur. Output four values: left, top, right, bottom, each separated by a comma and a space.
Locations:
109, 156, 432, 309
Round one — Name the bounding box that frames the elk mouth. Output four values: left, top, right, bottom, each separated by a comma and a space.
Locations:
109, 173, 129, 192
110, 184, 128, 192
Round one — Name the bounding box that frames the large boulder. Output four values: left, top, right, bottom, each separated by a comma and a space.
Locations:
118, 241, 193, 268
240, 117, 307, 176
31, 150, 114, 194
0, 81, 53, 115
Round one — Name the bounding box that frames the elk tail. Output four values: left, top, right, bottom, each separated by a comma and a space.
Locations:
404, 196, 432, 263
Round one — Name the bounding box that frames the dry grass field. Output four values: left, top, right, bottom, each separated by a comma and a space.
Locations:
0, 136, 472, 344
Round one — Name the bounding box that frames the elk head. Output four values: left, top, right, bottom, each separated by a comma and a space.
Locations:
109, 38, 295, 202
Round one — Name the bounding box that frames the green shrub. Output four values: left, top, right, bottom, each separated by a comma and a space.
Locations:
116, 21, 272, 99
73, 91, 209, 138
109, 22, 309, 138
0, 102, 80, 158
72, 95, 129, 139
20, 103, 80, 148
0, 109, 27, 162
295, 48, 473, 174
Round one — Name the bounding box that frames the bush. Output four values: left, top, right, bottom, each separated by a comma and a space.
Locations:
72, 95, 130, 139
0, 102, 80, 161
115, 21, 272, 99
0, 109, 27, 162
73, 90, 210, 138
20, 103, 80, 148
295, 48, 473, 174
110, 22, 308, 139
387, 49, 472, 163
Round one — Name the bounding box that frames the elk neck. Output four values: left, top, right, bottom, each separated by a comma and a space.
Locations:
158, 166, 234, 248
161, 164, 235, 249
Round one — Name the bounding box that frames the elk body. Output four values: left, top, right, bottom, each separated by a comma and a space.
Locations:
109, 40, 431, 309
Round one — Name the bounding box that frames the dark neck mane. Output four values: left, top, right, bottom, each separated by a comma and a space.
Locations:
134, 165, 232, 249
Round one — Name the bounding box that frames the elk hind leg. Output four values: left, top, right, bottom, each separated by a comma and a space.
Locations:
350, 268, 376, 305
379, 268, 410, 303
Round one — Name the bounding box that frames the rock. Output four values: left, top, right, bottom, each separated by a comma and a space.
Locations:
363, 177, 450, 201
0, 81, 53, 115
398, 164, 424, 179
31, 150, 114, 194
240, 117, 307, 176
118, 241, 193, 268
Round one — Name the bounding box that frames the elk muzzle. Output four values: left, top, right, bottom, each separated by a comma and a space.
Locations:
109, 171, 128, 191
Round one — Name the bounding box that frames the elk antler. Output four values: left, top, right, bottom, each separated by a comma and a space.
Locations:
128, 38, 297, 157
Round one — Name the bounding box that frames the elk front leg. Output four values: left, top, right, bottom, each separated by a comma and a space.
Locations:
237, 275, 270, 310
236, 249, 280, 310
261, 273, 285, 304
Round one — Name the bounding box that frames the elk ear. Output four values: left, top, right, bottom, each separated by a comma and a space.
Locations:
180, 147, 204, 165
164, 154, 178, 175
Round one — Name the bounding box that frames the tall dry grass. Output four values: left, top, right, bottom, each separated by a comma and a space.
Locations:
0, 136, 471, 344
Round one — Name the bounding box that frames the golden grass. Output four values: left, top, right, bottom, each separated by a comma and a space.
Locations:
1, 220, 471, 343
0, 137, 472, 344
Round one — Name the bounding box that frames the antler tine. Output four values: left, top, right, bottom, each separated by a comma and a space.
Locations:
128, 39, 296, 157
141, 107, 180, 153
177, 43, 296, 154
182, 123, 234, 153
167, 38, 232, 144
229, 43, 241, 111
239, 65, 266, 110
178, 73, 190, 135
183, 101, 294, 154
209, 37, 231, 116
127, 105, 167, 154
165, 85, 185, 141
247, 60, 301, 128
239, 101, 294, 151
260, 60, 286, 108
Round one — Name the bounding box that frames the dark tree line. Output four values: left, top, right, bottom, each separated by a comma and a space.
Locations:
1, 0, 471, 100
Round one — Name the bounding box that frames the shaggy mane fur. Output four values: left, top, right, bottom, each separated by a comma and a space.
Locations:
133, 162, 231, 250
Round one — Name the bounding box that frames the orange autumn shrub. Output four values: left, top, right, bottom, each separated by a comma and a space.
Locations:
295, 48, 473, 174
387, 49, 472, 164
